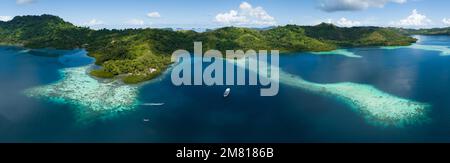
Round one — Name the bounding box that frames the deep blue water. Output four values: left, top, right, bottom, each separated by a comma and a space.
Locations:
1, 35, 450, 143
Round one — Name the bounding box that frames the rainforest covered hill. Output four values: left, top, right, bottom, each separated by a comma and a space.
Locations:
0, 15, 417, 83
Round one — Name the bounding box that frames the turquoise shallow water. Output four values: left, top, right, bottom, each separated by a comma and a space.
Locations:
24, 65, 140, 124
311, 49, 362, 58
1, 35, 450, 142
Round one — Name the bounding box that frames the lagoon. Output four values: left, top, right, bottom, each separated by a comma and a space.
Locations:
1, 35, 450, 142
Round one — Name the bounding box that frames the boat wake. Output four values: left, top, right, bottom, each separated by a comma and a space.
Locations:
141, 103, 165, 106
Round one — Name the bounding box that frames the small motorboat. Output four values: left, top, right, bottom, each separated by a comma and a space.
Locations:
224, 88, 231, 98
141, 103, 165, 106
143, 118, 150, 122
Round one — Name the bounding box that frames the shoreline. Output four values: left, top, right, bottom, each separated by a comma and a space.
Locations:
16, 40, 435, 127
0, 40, 417, 85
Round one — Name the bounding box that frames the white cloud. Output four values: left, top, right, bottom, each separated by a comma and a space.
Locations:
395, 9, 431, 27
443, 18, 450, 26
318, 0, 407, 12
147, 12, 161, 18
16, 0, 35, 5
84, 19, 104, 26
126, 19, 145, 25
336, 17, 361, 27
215, 2, 276, 26
0, 16, 13, 22
215, 10, 247, 24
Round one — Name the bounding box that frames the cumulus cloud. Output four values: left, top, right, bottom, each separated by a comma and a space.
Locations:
215, 2, 276, 26
0, 16, 13, 22
147, 12, 161, 18
215, 10, 247, 24
84, 19, 104, 26
16, 0, 35, 5
317, 0, 407, 12
336, 17, 361, 27
443, 18, 450, 26
394, 9, 431, 27
126, 19, 145, 25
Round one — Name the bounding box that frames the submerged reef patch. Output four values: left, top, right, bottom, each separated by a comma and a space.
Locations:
311, 49, 362, 58
280, 73, 430, 127
382, 44, 450, 56
234, 57, 430, 127
24, 65, 140, 124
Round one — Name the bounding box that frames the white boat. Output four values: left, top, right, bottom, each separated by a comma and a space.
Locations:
141, 103, 165, 106
143, 118, 150, 122
224, 88, 231, 98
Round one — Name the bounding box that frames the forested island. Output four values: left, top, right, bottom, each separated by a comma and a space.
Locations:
0, 15, 418, 84
393, 27, 450, 35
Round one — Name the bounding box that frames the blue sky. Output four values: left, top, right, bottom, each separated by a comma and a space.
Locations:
1, 0, 449, 29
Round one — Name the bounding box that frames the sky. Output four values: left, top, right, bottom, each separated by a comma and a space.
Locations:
1, 0, 450, 29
